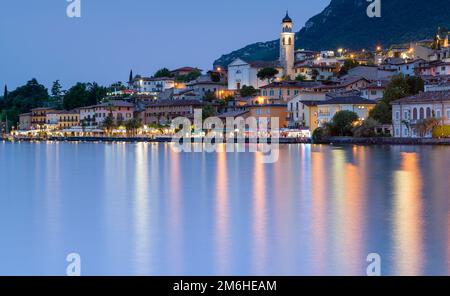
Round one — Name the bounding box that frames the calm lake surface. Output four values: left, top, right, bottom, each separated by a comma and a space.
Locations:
0, 141, 449, 276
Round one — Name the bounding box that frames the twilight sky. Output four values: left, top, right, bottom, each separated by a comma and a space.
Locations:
0, 0, 330, 90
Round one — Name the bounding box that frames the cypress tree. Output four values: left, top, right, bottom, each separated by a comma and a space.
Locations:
129, 70, 133, 83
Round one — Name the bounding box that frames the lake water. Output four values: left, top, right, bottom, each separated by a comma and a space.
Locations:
0, 141, 449, 276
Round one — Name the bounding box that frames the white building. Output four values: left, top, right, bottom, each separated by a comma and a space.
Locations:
392, 91, 450, 138
361, 81, 387, 101
316, 96, 376, 126
80, 101, 135, 127
227, 58, 283, 90
131, 76, 175, 94
380, 58, 424, 76
227, 12, 295, 90
287, 92, 327, 130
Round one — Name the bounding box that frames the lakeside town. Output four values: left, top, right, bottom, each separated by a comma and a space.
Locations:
1, 13, 450, 143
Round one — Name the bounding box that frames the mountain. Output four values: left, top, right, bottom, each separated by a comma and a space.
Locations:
214, 0, 450, 67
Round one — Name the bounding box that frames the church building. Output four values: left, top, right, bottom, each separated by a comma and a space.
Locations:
227, 12, 296, 91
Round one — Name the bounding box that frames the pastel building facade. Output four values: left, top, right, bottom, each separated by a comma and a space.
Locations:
392, 91, 450, 138
316, 96, 376, 126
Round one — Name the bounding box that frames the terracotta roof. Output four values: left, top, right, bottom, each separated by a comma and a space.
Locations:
145, 99, 206, 108
218, 110, 249, 118
317, 96, 377, 105
93, 101, 134, 108
391, 91, 450, 104
260, 81, 323, 89
248, 60, 282, 68
298, 100, 320, 107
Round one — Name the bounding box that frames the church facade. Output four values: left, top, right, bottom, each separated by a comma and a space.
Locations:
227, 12, 296, 91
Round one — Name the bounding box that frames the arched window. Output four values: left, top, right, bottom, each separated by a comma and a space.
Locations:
282, 38, 285, 45
288, 37, 292, 45
413, 108, 418, 120
419, 107, 425, 119
426, 107, 432, 118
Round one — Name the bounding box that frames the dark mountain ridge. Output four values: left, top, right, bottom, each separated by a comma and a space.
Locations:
214, 0, 450, 67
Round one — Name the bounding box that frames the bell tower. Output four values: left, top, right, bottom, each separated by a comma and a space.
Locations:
279, 12, 295, 79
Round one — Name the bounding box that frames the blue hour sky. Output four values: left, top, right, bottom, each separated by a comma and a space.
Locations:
0, 0, 330, 90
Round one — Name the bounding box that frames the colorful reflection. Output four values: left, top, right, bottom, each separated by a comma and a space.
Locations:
252, 152, 268, 274
392, 152, 424, 276
214, 151, 230, 274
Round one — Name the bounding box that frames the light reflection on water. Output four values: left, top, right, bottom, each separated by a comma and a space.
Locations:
0, 142, 449, 275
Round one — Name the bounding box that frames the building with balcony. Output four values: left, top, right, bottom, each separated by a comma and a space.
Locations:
392, 91, 450, 138
143, 99, 207, 125
260, 81, 323, 102
30, 107, 57, 129
46, 110, 80, 130
92, 101, 134, 126
130, 76, 175, 94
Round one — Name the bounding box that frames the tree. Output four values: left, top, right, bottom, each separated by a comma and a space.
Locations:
295, 74, 306, 81
154, 68, 174, 78
352, 118, 380, 138
203, 92, 217, 102
125, 118, 142, 136
371, 74, 425, 124
257, 68, 279, 84
209, 71, 221, 83
50, 80, 63, 108
416, 117, 440, 137
129, 69, 133, 83
102, 114, 116, 135
339, 58, 359, 75
382, 74, 424, 105
202, 105, 216, 120
239, 85, 257, 97
369, 101, 391, 124
63, 82, 107, 110
331, 110, 359, 136
3, 85, 7, 102
175, 70, 202, 82
63, 83, 89, 110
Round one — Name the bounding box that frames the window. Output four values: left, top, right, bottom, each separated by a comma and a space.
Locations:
413, 108, 418, 120
447, 109, 450, 119
404, 111, 409, 119
287, 90, 291, 96
395, 111, 400, 120
294, 90, 299, 95
419, 107, 424, 119
262, 90, 267, 96
371, 90, 377, 95
426, 107, 431, 118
